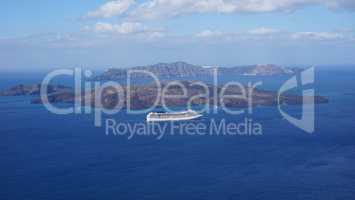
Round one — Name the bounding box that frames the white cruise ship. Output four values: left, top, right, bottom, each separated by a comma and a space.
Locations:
146, 110, 202, 122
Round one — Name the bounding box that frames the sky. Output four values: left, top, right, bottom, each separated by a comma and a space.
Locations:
1, 0, 355, 71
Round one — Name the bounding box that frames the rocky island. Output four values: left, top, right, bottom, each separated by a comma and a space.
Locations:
0, 63, 327, 110
93, 61, 300, 81
0, 81, 328, 110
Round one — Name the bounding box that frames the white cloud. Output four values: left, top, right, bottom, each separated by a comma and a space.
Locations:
84, 0, 355, 20
291, 32, 345, 40
196, 28, 353, 42
93, 22, 115, 33
93, 22, 146, 34
91, 22, 166, 39
196, 27, 281, 40
196, 30, 224, 38
116, 22, 146, 34
248, 27, 280, 35
128, 0, 355, 20
229, 0, 315, 12
87, 0, 134, 18
130, 0, 239, 20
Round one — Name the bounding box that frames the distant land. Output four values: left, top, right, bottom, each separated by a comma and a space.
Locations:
0, 82, 328, 110
93, 61, 301, 81
0, 63, 327, 110
0, 84, 71, 96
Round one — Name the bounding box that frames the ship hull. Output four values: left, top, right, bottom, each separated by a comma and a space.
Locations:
146, 111, 202, 122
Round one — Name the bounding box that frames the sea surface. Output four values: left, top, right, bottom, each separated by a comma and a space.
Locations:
1, 67, 355, 200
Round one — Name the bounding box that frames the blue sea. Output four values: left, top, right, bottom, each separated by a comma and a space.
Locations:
1, 68, 355, 200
